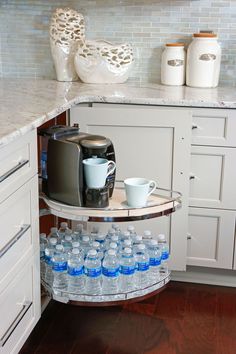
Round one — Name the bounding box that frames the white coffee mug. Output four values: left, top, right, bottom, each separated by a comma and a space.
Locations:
124, 177, 157, 207
83, 157, 116, 189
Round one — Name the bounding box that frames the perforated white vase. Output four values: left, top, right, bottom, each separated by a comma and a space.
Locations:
74, 40, 134, 84
50, 8, 85, 82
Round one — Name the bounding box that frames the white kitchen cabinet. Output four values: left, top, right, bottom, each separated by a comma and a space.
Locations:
191, 108, 236, 147
70, 103, 192, 271
0, 130, 40, 354
187, 107, 236, 270
187, 207, 236, 269
189, 145, 236, 209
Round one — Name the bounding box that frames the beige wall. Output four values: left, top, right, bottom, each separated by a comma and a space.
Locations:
0, 0, 235, 86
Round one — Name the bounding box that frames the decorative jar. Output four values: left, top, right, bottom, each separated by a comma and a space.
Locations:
186, 33, 221, 88
161, 43, 186, 86
74, 40, 134, 84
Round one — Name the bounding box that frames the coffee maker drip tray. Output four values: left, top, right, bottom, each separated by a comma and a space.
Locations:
40, 184, 181, 222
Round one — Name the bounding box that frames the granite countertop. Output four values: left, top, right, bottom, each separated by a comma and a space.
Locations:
1, 78, 236, 147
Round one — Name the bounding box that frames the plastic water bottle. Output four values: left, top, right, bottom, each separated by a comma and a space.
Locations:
94, 233, 106, 251
127, 225, 136, 236
84, 250, 102, 295
133, 235, 143, 253
102, 249, 120, 294
158, 234, 170, 275
61, 234, 73, 255
143, 230, 153, 246
108, 242, 118, 254
120, 231, 131, 250
91, 241, 104, 261
58, 222, 70, 239
134, 244, 150, 289
67, 248, 85, 294
72, 224, 84, 241
40, 233, 48, 279
119, 247, 136, 293
148, 239, 162, 284
52, 245, 68, 290
80, 235, 91, 257
122, 239, 132, 250
48, 227, 60, 242
44, 237, 57, 285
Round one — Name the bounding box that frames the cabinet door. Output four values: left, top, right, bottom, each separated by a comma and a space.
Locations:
191, 108, 236, 147
187, 207, 236, 269
70, 104, 192, 271
189, 146, 236, 209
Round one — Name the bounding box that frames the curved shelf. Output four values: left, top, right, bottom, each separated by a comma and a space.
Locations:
41, 273, 170, 306
40, 185, 181, 222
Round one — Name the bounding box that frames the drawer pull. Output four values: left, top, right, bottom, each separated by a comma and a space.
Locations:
189, 174, 196, 180
0, 159, 29, 183
0, 301, 32, 347
192, 124, 198, 130
0, 224, 31, 258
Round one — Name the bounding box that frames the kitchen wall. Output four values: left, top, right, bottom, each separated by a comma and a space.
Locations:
0, 0, 236, 86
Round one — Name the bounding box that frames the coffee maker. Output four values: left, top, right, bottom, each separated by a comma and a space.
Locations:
38, 125, 116, 207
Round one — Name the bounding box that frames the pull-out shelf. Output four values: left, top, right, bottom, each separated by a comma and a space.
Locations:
41, 273, 170, 306
40, 186, 181, 222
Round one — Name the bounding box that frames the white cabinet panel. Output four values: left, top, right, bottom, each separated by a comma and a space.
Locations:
187, 207, 236, 269
191, 109, 236, 147
0, 130, 37, 204
0, 255, 40, 354
0, 176, 39, 288
190, 146, 236, 209
70, 103, 191, 270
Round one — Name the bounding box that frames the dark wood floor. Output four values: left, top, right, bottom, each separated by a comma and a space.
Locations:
20, 281, 236, 354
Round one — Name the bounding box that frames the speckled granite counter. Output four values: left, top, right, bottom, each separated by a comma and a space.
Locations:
1, 78, 236, 147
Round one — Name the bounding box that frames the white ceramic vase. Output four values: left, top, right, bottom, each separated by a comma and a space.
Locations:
49, 8, 85, 82
74, 40, 134, 84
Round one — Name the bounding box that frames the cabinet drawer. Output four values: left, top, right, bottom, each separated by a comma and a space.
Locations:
0, 255, 40, 354
0, 176, 39, 287
191, 109, 236, 147
0, 130, 37, 203
189, 145, 236, 209
187, 207, 236, 269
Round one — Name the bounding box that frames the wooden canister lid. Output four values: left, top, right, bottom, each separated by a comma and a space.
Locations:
165, 42, 185, 47
193, 33, 217, 38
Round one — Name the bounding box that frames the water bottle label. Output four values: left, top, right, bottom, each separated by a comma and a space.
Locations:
162, 251, 169, 260
84, 267, 101, 278
53, 261, 67, 272
120, 265, 135, 275
150, 257, 161, 266
68, 265, 83, 276
102, 266, 119, 277
45, 255, 52, 265
136, 262, 149, 272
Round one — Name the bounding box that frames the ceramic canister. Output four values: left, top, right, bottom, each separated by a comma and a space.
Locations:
161, 43, 186, 86
186, 33, 221, 88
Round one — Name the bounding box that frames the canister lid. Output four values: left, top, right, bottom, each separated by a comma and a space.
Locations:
166, 42, 185, 47
193, 33, 217, 38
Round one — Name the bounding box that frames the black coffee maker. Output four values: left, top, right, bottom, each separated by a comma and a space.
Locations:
38, 125, 116, 207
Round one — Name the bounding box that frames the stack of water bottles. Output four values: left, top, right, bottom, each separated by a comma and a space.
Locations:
40, 222, 170, 299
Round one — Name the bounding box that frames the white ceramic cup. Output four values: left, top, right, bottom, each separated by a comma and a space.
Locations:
82, 157, 116, 189
124, 177, 157, 207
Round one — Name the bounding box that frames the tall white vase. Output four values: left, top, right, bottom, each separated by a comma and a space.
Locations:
49, 8, 85, 82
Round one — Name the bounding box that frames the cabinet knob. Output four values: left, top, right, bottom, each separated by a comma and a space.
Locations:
192, 124, 198, 130
187, 233, 191, 240
189, 174, 196, 180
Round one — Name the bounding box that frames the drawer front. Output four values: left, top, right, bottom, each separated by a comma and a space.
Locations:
0, 130, 37, 203
0, 255, 40, 354
191, 109, 236, 147
187, 207, 236, 269
189, 146, 236, 209
0, 176, 39, 288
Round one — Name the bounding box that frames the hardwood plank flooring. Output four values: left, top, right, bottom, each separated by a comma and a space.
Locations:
20, 281, 236, 354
